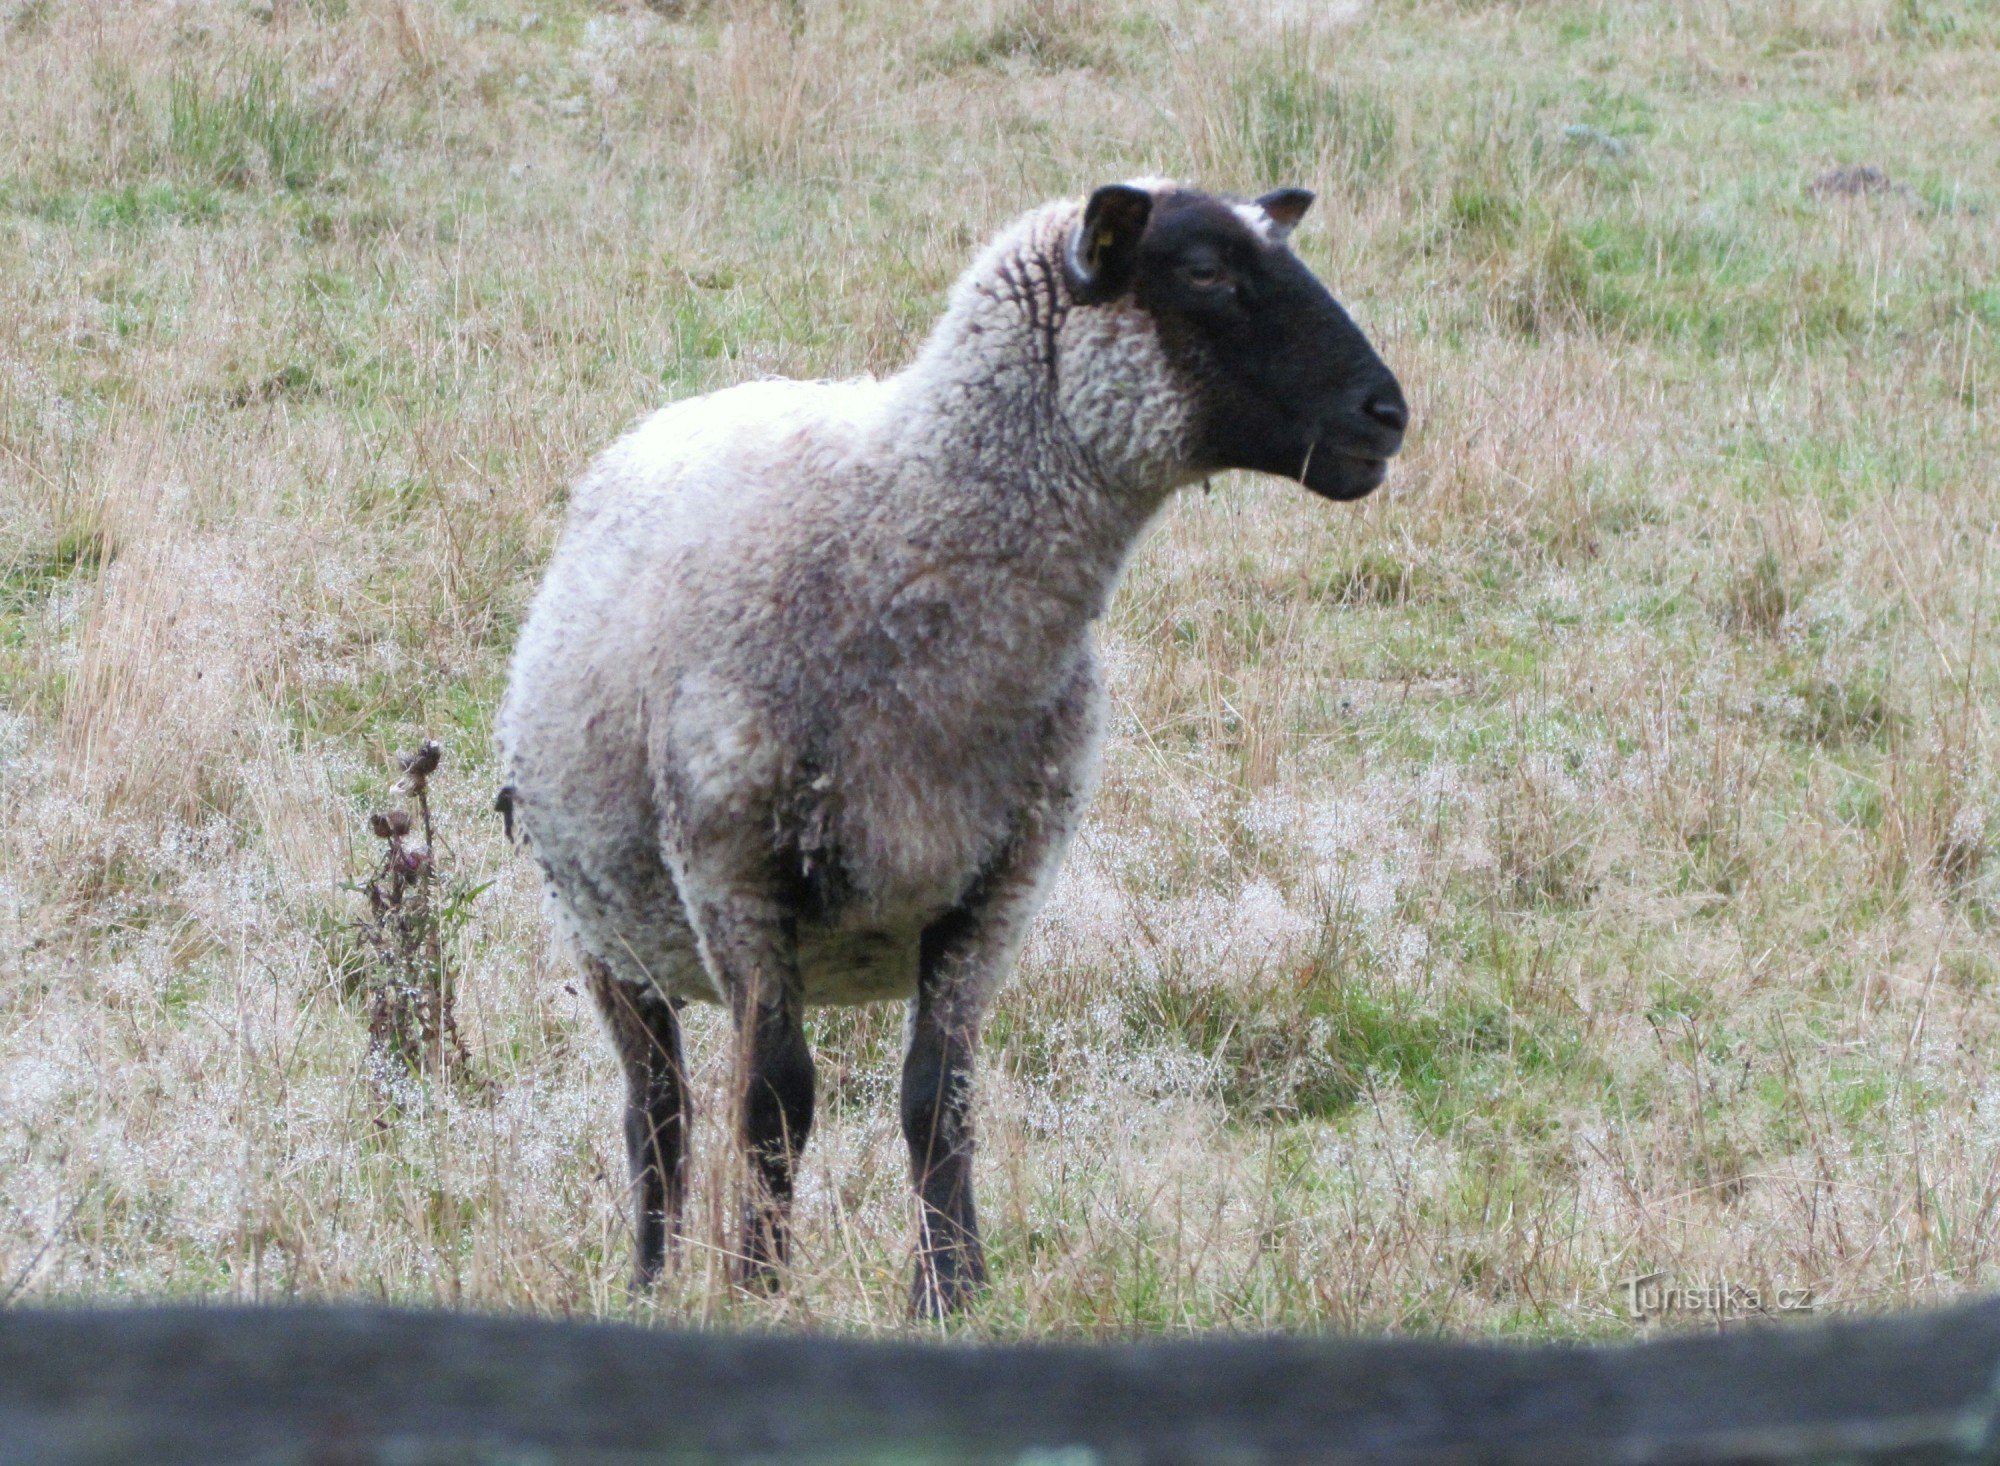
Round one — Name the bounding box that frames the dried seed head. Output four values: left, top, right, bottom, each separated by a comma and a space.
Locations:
396, 739, 443, 793
370, 810, 414, 841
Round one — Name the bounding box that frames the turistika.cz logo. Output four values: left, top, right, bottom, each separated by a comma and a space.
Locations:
1616, 1272, 1816, 1321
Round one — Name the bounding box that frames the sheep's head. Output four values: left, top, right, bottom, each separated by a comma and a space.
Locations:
1064, 181, 1407, 502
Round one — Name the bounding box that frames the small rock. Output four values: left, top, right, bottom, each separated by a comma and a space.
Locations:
1563, 123, 1628, 158
1810, 164, 1893, 198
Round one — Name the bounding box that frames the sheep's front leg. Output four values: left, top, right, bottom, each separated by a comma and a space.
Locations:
904, 913, 988, 1318
901, 673, 1096, 1318
698, 898, 815, 1292
585, 959, 689, 1289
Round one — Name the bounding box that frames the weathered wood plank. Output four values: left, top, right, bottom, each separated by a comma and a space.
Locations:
3, 1301, 1999, 1464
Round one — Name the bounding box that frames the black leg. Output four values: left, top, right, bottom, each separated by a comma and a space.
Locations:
586, 961, 689, 1289
903, 912, 987, 1318
733, 976, 816, 1291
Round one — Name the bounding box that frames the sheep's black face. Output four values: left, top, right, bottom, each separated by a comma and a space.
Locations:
1069, 184, 1407, 501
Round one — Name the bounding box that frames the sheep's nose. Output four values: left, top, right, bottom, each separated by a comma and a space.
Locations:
1363, 389, 1408, 437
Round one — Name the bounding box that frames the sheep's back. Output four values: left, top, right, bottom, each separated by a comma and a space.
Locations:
496, 376, 890, 997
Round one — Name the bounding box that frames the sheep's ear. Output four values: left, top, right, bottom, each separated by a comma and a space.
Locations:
1066, 184, 1153, 303
1255, 187, 1315, 242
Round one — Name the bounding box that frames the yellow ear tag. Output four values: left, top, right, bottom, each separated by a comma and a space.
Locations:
1094, 227, 1116, 253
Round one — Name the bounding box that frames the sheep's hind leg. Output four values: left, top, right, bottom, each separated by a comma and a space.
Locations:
585, 959, 689, 1289
904, 907, 992, 1319
690, 896, 815, 1293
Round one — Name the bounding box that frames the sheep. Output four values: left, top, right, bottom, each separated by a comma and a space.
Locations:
496, 179, 1407, 1316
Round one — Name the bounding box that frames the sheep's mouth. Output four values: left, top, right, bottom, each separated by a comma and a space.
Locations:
1300, 448, 1389, 502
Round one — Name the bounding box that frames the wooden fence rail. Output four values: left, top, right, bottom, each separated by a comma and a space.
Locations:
5, 1300, 2000, 1463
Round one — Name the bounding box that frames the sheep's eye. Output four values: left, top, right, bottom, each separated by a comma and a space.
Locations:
1181, 261, 1228, 289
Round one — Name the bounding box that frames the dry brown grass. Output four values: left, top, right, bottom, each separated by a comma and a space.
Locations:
2, 0, 1998, 1339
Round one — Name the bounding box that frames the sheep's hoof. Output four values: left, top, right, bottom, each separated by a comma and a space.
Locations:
732, 1257, 784, 1296
733, 1208, 788, 1296
910, 1246, 986, 1320
627, 1218, 683, 1296
627, 1249, 676, 1297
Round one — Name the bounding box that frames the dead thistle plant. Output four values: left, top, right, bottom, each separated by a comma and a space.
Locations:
356, 739, 484, 1113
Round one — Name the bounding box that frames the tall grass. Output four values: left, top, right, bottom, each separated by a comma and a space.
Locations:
166, 63, 345, 192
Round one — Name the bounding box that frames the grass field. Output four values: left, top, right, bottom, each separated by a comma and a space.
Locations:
3, 0, 1998, 1339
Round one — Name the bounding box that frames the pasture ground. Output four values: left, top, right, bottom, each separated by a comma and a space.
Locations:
3, 0, 1998, 1338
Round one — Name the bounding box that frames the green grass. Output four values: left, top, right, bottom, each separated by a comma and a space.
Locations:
165, 63, 349, 193
1, 528, 104, 612
1232, 58, 1397, 195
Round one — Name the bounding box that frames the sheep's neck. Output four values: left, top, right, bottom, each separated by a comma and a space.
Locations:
886, 351, 1174, 632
